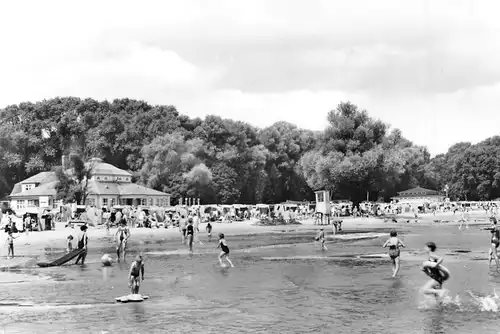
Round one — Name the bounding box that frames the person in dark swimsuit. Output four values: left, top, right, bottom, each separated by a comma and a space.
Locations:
74, 225, 88, 265
421, 242, 450, 299
186, 220, 194, 252
206, 222, 212, 241
216, 233, 234, 268
382, 229, 405, 277
483, 217, 500, 268
115, 221, 130, 262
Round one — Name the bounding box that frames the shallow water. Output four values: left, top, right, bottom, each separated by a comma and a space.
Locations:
1, 225, 500, 333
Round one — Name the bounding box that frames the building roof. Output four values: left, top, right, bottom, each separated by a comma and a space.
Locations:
116, 183, 169, 197
9, 181, 58, 198
397, 187, 439, 196
19, 171, 58, 185
87, 158, 132, 177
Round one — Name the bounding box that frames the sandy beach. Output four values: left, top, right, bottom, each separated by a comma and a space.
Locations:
0, 210, 492, 269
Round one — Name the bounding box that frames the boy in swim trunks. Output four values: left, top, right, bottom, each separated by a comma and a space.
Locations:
128, 255, 145, 295
483, 217, 500, 268
382, 229, 406, 277
421, 242, 450, 299
216, 233, 234, 268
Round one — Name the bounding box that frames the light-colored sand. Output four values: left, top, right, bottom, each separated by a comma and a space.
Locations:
0, 212, 492, 268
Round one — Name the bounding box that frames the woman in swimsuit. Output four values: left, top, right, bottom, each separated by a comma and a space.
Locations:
421, 242, 450, 299
186, 219, 194, 253
483, 217, 500, 268
216, 233, 234, 268
115, 221, 130, 262
382, 229, 405, 277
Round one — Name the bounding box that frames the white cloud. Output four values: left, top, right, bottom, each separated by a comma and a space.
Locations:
1, 0, 500, 156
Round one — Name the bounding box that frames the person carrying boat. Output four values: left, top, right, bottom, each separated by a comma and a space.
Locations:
115, 221, 130, 262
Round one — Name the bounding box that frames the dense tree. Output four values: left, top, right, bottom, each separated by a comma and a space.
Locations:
2, 96, 499, 204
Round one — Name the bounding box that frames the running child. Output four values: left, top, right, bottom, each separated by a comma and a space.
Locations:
382, 229, 405, 277
6, 231, 19, 258
315, 228, 327, 251
421, 242, 450, 299
483, 217, 500, 268
186, 219, 194, 253
216, 233, 234, 268
128, 255, 145, 295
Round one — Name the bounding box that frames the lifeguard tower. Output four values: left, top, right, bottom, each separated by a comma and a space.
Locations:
315, 190, 331, 225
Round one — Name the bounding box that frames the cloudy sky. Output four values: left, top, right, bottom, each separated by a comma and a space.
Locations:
1, 0, 498, 155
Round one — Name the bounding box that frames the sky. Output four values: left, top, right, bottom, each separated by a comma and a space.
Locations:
1, 0, 499, 156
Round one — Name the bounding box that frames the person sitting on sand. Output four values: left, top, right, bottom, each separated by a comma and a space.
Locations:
421, 242, 450, 299
66, 235, 74, 253
483, 217, 500, 269
216, 233, 234, 268
74, 225, 88, 265
115, 221, 130, 262
382, 229, 405, 277
128, 255, 145, 295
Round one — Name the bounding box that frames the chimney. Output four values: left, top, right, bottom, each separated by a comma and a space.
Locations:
62, 155, 69, 170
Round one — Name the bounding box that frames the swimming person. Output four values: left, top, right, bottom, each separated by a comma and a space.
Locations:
128, 255, 145, 295
421, 242, 450, 299
315, 228, 327, 251
483, 217, 500, 268
216, 233, 234, 268
382, 229, 406, 277
66, 235, 74, 253
186, 219, 194, 253
74, 225, 88, 265
115, 221, 130, 262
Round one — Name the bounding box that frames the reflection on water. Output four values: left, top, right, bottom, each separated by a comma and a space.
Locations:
0, 226, 499, 333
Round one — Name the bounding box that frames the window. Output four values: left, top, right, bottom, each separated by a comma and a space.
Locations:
86, 198, 96, 206
27, 200, 34, 207
17, 200, 26, 209
156, 198, 160, 206
141, 198, 147, 206
111, 198, 116, 207
104, 176, 108, 180
97, 176, 101, 180
102, 198, 108, 207
148, 198, 153, 206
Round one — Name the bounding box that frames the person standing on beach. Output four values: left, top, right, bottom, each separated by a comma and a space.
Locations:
382, 229, 405, 277
483, 217, 500, 269
6, 231, 19, 258
186, 219, 194, 253
315, 228, 327, 251
421, 242, 450, 299
206, 222, 213, 241
74, 225, 88, 265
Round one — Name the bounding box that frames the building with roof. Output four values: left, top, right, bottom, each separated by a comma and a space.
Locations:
9, 157, 171, 211
391, 187, 444, 204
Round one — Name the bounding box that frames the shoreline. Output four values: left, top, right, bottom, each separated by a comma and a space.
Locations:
0, 213, 492, 269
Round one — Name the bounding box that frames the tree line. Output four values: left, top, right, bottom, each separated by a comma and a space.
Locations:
0, 97, 498, 205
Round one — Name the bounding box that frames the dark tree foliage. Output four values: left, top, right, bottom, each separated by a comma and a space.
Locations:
1, 97, 498, 204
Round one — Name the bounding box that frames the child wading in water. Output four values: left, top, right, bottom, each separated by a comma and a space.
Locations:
6, 231, 19, 258
216, 233, 234, 268
186, 219, 194, 253
421, 242, 450, 299
66, 235, 74, 252
382, 229, 405, 277
315, 228, 327, 251
128, 255, 145, 295
206, 222, 212, 241
483, 217, 500, 269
